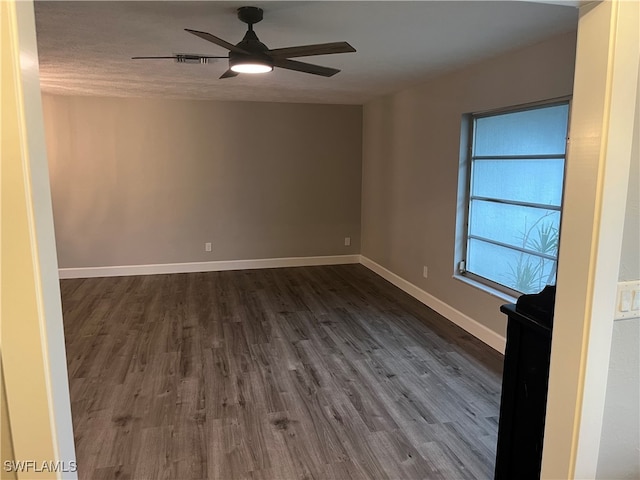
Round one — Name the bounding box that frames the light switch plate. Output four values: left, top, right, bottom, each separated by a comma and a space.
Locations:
615, 280, 640, 320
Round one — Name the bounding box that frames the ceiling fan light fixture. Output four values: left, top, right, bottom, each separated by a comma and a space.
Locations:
135, 6, 355, 79
229, 54, 273, 74
230, 62, 273, 74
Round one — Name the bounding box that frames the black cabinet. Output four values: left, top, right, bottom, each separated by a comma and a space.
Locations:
494, 286, 555, 480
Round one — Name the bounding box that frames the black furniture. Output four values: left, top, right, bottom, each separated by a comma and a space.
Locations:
494, 286, 556, 480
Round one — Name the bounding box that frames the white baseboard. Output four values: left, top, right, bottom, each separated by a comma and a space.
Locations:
58, 254, 361, 279
359, 256, 506, 354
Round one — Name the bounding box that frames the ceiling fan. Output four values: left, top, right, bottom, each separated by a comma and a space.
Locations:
132, 6, 356, 79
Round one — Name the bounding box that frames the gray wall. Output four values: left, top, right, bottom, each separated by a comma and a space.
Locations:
42, 96, 362, 268
596, 77, 640, 480
361, 31, 577, 336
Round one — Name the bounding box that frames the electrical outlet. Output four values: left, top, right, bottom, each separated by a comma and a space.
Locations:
344, 237, 351, 247
205, 242, 212, 252
423, 266, 428, 279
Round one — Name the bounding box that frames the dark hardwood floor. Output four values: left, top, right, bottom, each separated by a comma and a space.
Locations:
60, 264, 503, 480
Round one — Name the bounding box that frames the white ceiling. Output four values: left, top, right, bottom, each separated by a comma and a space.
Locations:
33, 1, 578, 105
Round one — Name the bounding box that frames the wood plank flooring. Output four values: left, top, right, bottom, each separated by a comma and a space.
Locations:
60, 264, 503, 480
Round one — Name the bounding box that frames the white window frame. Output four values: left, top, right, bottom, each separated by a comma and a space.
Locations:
456, 98, 571, 298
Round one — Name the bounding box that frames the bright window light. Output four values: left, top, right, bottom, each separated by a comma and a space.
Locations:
459, 102, 570, 295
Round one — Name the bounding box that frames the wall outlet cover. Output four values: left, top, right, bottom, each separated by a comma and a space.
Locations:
615, 280, 640, 320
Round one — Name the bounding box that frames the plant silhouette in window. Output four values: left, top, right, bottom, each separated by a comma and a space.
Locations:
505, 213, 560, 294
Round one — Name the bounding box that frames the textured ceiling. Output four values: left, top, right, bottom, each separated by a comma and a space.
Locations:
34, 1, 578, 105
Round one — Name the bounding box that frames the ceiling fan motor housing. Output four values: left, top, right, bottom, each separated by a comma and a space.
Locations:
235, 29, 269, 54
230, 8, 273, 72
237, 6, 264, 25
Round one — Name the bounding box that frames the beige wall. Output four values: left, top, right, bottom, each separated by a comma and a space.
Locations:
543, 1, 638, 475
42, 96, 362, 268
1, 362, 17, 480
617, 93, 640, 285
596, 75, 640, 480
361, 31, 577, 337
2, 0, 74, 477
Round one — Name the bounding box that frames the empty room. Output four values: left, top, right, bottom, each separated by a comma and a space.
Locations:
2, 1, 639, 480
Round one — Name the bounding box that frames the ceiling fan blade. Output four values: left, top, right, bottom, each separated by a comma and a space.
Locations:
272, 58, 340, 77
132, 56, 182, 59
219, 69, 239, 79
132, 54, 228, 65
131, 55, 227, 60
185, 28, 249, 54
267, 42, 356, 59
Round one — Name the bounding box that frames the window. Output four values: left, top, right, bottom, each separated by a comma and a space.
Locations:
460, 101, 570, 295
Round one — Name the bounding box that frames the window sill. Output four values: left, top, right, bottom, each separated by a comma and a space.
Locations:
453, 273, 519, 304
